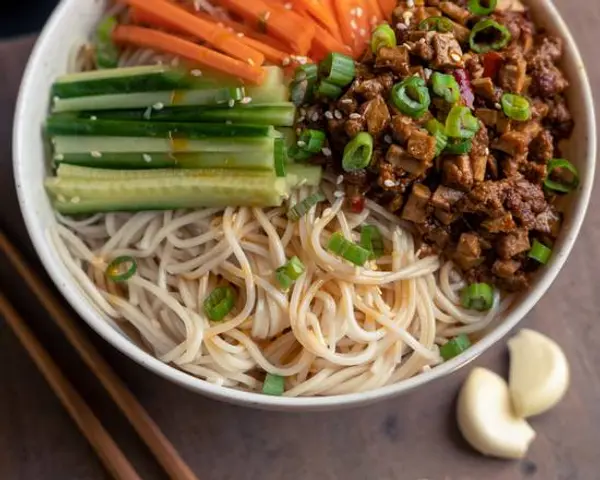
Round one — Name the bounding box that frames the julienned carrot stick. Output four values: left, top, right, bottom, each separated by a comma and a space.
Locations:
123, 0, 264, 66
310, 24, 352, 62
218, 0, 315, 55
333, 0, 366, 56
112, 25, 265, 84
377, 0, 395, 21
294, 0, 343, 42
367, 0, 385, 26
131, 8, 291, 65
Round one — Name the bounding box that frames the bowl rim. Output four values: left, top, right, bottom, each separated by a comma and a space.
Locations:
13, 0, 596, 410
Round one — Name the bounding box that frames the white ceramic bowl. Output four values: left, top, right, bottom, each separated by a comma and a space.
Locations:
13, 0, 596, 411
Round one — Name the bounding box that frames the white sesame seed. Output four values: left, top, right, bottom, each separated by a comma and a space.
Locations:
370, 15, 378, 25
54, 154, 64, 161
70, 196, 80, 204
191, 69, 203, 76
424, 68, 433, 80
297, 115, 306, 122
334, 109, 343, 119
282, 57, 291, 66
407, 0, 414, 7
322, 147, 332, 156
349, 113, 362, 119
91, 151, 102, 158
170, 57, 180, 67
350, 19, 358, 30
240, 96, 253, 104
300, 108, 307, 115
153, 102, 164, 110
297, 140, 307, 147
143, 107, 152, 120
450, 52, 462, 62
228, 99, 235, 107
324, 111, 334, 119
359, 28, 366, 37
143, 154, 152, 163
90, 115, 97, 121
356, 7, 363, 17
247, 58, 255, 66
297, 56, 308, 65
350, 7, 357, 15
334, 191, 345, 198
336, 175, 344, 184
384, 134, 392, 143
57, 194, 66, 202
225, 120, 233, 125
340, 98, 353, 104
384, 179, 395, 187
311, 112, 320, 121
494, 102, 502, 109
484, 148, 490, 156
53, 96, 60, 103
396, 23, 407, 30
284, 2, 292, 8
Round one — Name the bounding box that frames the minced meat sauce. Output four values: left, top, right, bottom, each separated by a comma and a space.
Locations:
294, 0, 576, 292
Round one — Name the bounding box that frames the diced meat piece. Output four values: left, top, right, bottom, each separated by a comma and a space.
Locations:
533, 207, 561, 236
471, 77, 500, 102
521, 162, 547, 184
378, 163, 400, 191
439, 1, 470, 24
337, 95, 358, 114
528, 35, 563, 66
426, 0, 441, 6
498, 49, 527, 93
362, 95, 391, 137
492, 259, 522, 278
401, 184, 432, 223
530, 98, 549, 120
515, 121, 543, 143
391, 114, 419, 144
430, 185, 464, 211
496, 228, 531, 259
355, 78, 385, 100
409, 66, 426, 80
530, 62, 569, 97
546, 98, 574, 139
434, 208, 459, 225
417, 220, 452, 249
344, 117, 365, 137
501, 155, 520, 178
464, 53, 484, 80
475, 108, 499, 127
442, 155, 474, 191
386, 144, 429, 176
529, 130, 554, 164
496, 116, 512, 134
497, 272, 529, 292
343, 169, 368, 186
377, 73, 395, 93
481, 212, 517, 233
482, 52, 504, 80
492, 131, 528, 155
487, 154, 499, 179
469, 123, 489, 182
454, 233, 483, 270
451, 21, 471, 44
461, 180, 509, 215
496, 0, 526, 13
432, 33, 464, 69
407, 130, 437, 162
411, 36, 435, 62
505, 178, 547, 227
375, 46, 410, 74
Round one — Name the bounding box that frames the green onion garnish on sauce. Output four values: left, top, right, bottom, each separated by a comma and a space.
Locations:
371, 24, 396, 53
460, 283, 494, 311
469, 19, 512, 53
360, 225, 385, 259
468, 0, 498, 16
418, 16, 454, 33
444, 138, 473, 154
440, 334, 472, 361
390, 76, 431, 118
327, 232, 371, 267
315, 79, 343, 99
528, 240, 552, 264
445, 105, 480, 139
106, 255, 137, 282
319, 52, 355, 87
431, 72, 460, 104
275, 256, 306, 290
342, 132, 374, 171
544, 158, 580, 193
501, 93, 531, 121
263, 373, 285, 395
204, 286, 236, 322
290, 64, 318, 106
425, 118, 449, 155
287, 192, 326, 221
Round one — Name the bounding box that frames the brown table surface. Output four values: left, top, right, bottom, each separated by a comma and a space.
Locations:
1, 2, 599, 478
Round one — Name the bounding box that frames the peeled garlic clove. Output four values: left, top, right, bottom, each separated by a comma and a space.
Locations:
457, 367, 536, 459
508, 329, 570, 418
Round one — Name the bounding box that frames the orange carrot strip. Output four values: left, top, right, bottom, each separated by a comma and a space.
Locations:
112, 25, 265, 84
123, 0, 265, 66
377, 0, 396, 21
131, 7, 291, 65
310, 24, 352, 62
218, 0, 315, 55
293, 0, 342, 41
354, 0, 371, 55
367, 0, 385, 26
332, 0, 365, 57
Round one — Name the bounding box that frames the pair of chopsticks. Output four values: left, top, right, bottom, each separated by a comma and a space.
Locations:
0, 230, 199, 480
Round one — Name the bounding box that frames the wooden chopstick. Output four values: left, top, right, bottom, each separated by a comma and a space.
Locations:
0, 292, 142, 480
0, 230, 198, 480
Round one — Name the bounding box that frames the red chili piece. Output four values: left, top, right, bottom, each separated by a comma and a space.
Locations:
453, 69, 475, 108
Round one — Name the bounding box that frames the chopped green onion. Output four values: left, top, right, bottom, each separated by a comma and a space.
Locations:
528, 239, 552, 265
105, 255, 137, 282
299, 129, 326, 153
342, 132, 374, 172
360, 225, 385, 259
371, 24, 396, 53
431, 72, 460, 104
501, 93, 531, 121
275, 256, 306, 290
274, 139, 287, 177
263, 373, 285, 395
290, 64, 318, 106
445, 105, 480, 139
204, 286, 236, 322
418, 16, 454, 33
294, 64, 319, 84
95, 17, 119, 69
390, 76, 431, 118
425, 118, 449, 155
288, 192, 326, 221
469, 19, 512, 54
544, 158, 580, 193
319, 52, 355, 87
444, 138, 473, 154
315, 79, 343, 99
468, 0, 497, 16
440, 334, 472, 361
327, 232, 371, 267
460, 283, 494, 311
